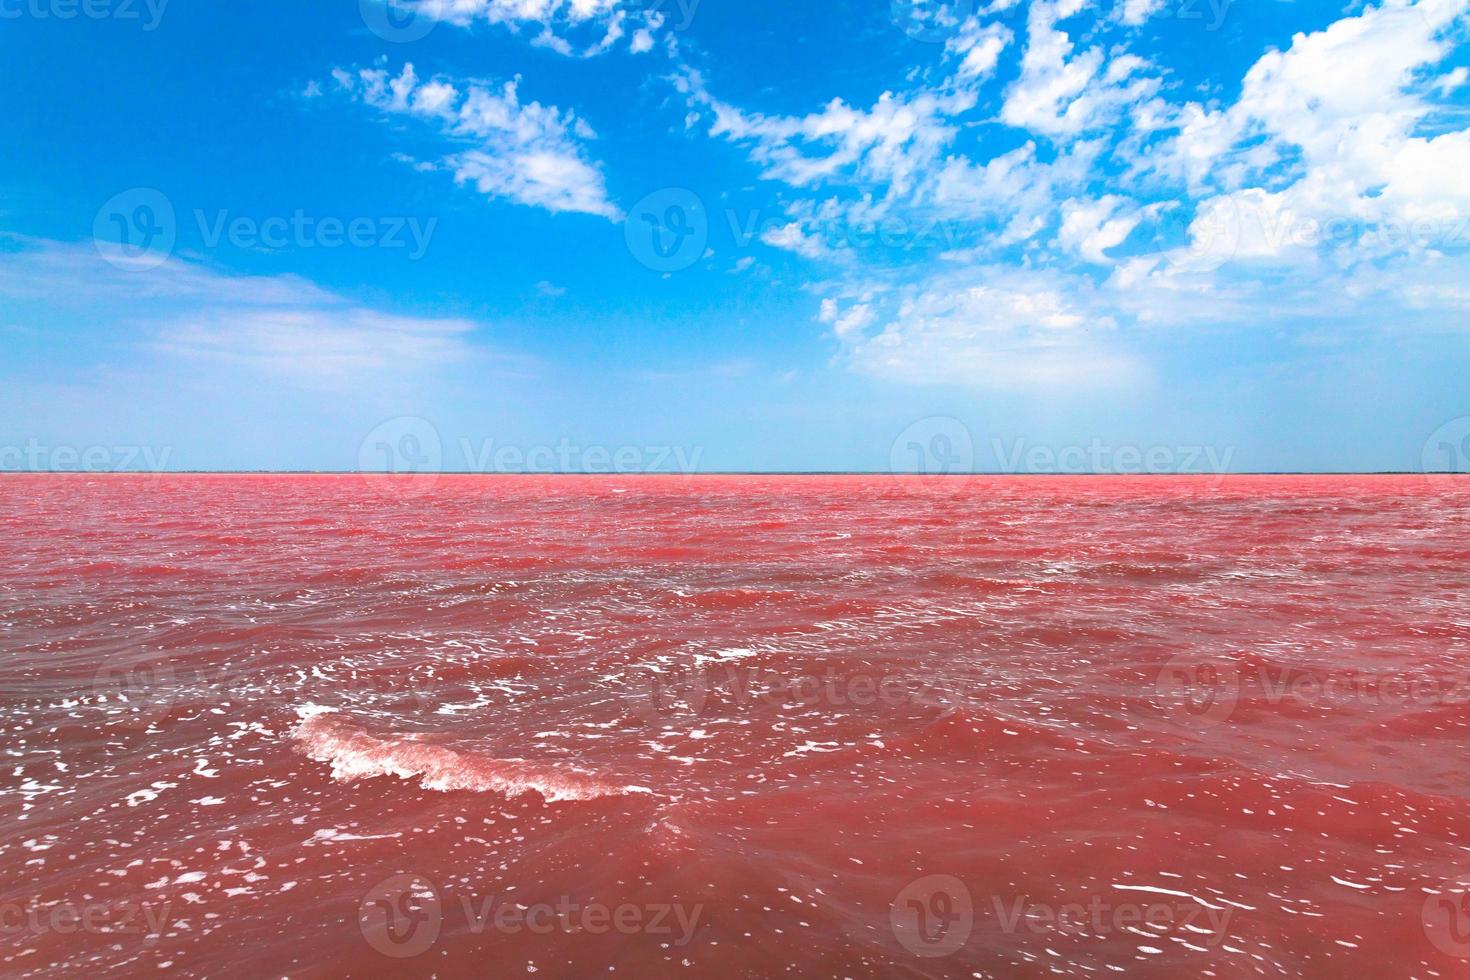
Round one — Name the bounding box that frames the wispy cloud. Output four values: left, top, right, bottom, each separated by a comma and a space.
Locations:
332, 63, 620, 220
391, 0, 659, 57
0, 236, 484, 388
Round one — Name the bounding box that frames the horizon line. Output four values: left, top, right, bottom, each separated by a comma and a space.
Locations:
0, 470, 1462, 477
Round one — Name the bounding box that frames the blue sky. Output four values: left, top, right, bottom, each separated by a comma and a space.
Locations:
1, 0, 1468, 472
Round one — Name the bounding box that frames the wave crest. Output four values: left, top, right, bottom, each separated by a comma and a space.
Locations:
291, 709, 652, 803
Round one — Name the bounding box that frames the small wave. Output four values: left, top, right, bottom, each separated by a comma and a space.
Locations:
290, 708, 652, 803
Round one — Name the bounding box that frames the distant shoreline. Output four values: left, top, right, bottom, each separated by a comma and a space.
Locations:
0, 471, 1461, 477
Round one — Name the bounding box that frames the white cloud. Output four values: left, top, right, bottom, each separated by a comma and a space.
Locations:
669, 0, 1470, 388
1056, 195, 1145, 264
839, 266, 1143, 388
392, 0, 655, 57
678, 24, 1009, 200
155, 307, 472, 381
818, 298, 876, 337
1001, 0, 1160, 138
1436, 65, 1470, 94
1149, 0, 1470, 274
0, 236, 481, 388
760, 220, 835, 261
1120, 0, 1167, 25
335, 63, 619, 220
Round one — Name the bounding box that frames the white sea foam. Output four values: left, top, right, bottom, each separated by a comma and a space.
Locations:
290, 709, 652, 803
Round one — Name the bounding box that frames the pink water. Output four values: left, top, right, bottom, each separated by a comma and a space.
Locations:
3, 475, 1470, 978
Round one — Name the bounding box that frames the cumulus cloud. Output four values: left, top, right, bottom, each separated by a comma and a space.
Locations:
989, 0, 1171, 143
669, 0, 1470, 387
1136, 0, 1470, 279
